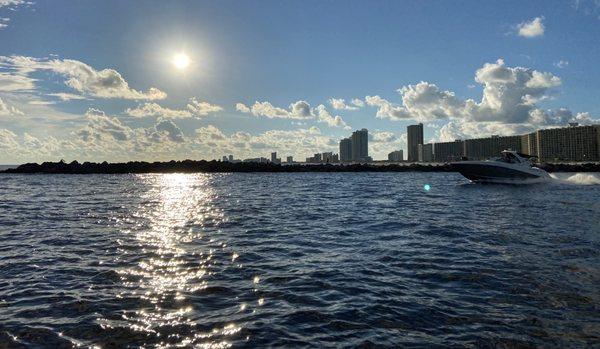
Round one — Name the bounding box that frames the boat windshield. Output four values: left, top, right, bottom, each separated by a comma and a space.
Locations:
494, 152, 521, 164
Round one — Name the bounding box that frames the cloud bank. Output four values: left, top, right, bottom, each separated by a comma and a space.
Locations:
0, 55, 166, 100
125, 99, 222, 118
236, 100, 351, 129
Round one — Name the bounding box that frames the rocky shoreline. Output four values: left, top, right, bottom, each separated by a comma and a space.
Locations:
2, 160, 600, 174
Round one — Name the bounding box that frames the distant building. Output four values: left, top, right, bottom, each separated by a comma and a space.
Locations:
243, 157, 269, 163
270, 152, 281, 164
222, 156, 228, 162
306, 153, 323, 163
306, 152, 340, 163
535, 124, 600, 162
407, 123, 423, 162
351, 129, 369, 162
322, 152, 334, 163
520, 133, 538, 157
228, 155, 234, 162
388, 150, 403, 162
463, 135, 522, 160
433, 140, 463, 162
339, 137, 352, 162
286, 156, 293, 163
418, 143, 434, 162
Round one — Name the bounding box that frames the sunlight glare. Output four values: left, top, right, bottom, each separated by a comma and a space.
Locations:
172, 53, 190, 70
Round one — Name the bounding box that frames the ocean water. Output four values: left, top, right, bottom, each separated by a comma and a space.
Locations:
0, 172, 599, 348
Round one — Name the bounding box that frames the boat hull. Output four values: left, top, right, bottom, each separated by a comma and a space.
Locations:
452, 162, 550, 184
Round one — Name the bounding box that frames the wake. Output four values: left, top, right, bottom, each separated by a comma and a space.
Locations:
549, 173, 600, 185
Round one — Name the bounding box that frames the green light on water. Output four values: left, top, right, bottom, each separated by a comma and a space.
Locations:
424, 184, 431, 191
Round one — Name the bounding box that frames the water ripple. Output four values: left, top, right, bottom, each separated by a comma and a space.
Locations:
0, 172, 599, 347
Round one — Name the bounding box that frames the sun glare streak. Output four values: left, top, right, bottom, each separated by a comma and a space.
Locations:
100, 173, 248, 347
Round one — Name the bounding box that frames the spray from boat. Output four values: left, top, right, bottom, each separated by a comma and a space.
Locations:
549, 173, 600, 185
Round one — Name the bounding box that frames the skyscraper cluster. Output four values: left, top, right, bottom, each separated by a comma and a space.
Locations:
306, 152, 339, 163
408, 122, 600, 163
339, 129, 372, 163
227, 122, 600, 165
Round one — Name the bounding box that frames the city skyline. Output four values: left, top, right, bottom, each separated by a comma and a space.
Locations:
2, 1, 600, 164
223, 121, 600, 163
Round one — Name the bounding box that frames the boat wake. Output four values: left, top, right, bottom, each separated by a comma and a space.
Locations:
549, 173, 600, 185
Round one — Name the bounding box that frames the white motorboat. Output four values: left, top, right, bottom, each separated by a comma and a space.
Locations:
452, 150, 550, 184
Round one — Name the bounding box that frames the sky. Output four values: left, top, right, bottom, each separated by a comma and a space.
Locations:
0, 0, 599, 163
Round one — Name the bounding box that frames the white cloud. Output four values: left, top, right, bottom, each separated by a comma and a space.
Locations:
516, 16, 545, 38
76, 108, 186, 152
195, 126, 337, 159
125, 102, 192, 118
27, 100, 55, 105
525, 70, 561, 88
148, 118, 185, 143
238, 100, 311, 119
235, 102, 250, 113
365, 95, 411, 120
125, 99, 222, 118
250, 101, 292, 118
0, 0, 29, 8
186, 98, 223, 116
237, 100, 351, 129
328, 98, 361, 110
78, 108, 132, 142
0, 128, 19, 149
351, 98, 364, 107
554, 60, 569, 68
0, 97, 24, 116
0, 72, 36, 91
437, 121, 536, 142
0, 1, 30, 30
365, 59, 571, 125
369, 130, 407, 157
0, 55, 167, 100
314, 104, 351, 130
47, 92, 89, 101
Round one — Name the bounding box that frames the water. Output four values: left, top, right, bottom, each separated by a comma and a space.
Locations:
0, 172, 599, 348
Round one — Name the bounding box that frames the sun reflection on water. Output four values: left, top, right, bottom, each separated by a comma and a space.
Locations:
100, 173, 245, 348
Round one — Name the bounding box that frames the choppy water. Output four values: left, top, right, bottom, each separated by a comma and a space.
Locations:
0, 172, 599, 348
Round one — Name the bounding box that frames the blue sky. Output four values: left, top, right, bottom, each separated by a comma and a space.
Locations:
0, 0, 599, 163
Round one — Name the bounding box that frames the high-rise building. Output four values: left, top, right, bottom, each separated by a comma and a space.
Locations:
520, 133, 538, 157
433, 140, 464, 162
339, 138, 352, 162
463, 135, 522, 160
351, 129, 369, 162
418, 143, 433, 162
322, 152, 334, 163
535, 124, 600, 162
388, 150, 403, 162
286, 156, 293, 163
270, 152, 281, 164
407, 123, 423, 162
228, 155, 233, 162
222, 156, 228, 162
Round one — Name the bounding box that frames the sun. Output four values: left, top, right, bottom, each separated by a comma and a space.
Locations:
172, 53, 190, 70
